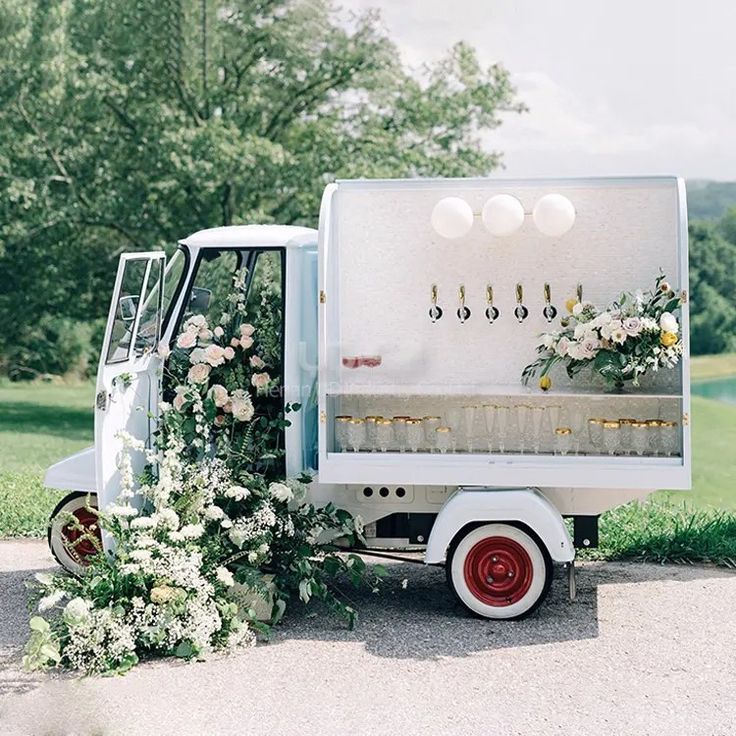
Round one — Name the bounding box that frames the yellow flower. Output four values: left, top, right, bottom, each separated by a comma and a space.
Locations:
565, 298, 578, 313
660, 331, 678, 347
539, 375, 552, 391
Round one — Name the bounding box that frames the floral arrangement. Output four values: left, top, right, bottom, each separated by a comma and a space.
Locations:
522, 274, 685, 391
25, 270, 377, 675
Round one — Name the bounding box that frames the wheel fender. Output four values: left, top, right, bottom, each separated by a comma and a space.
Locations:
425, 487, 574, 564
44, 446, 97, 494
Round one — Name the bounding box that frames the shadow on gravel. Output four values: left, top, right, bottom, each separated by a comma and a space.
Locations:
276, 559, 736, 660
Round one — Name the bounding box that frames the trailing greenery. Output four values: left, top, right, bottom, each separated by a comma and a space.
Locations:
0, 0, 523, 378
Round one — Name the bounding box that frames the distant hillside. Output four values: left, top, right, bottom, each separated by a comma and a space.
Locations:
687, 180, 736, 221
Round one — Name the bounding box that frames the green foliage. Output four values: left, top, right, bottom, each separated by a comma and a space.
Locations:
686, 180, 736, 221
0, 0, 522, 378
688, 219, 736, 355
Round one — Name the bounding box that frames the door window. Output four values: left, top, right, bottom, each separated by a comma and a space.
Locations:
106, 256, 165, 363
106, 258, 148, 363
183, 249, 241, 325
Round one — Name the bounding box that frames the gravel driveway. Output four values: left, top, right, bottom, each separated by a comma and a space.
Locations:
2, 539, 736, 736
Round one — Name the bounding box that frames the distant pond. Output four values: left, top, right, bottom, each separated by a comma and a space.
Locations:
691, 376, 736, 405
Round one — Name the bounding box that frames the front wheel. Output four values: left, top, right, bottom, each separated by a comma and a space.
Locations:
48, 492, 102, 575
446, 523, 552, 620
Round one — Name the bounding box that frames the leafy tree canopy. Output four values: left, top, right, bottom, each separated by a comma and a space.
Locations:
0, 0, 524, 375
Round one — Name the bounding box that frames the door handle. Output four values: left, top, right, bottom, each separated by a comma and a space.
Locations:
96, 390, 108, 411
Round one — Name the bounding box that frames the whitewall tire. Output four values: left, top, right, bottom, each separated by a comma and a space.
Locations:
48, 492, 102, 575
446, 523, 552, 620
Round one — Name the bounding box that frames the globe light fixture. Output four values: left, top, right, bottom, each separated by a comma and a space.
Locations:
481, 194, 525, 237
430, 197, 474, 239
532, 193, 576, 237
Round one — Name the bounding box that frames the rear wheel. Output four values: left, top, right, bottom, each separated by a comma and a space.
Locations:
47, 492, 102, 575
446, 523, 552, 620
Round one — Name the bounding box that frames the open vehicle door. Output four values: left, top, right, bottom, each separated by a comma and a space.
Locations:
95, 252, 166, 548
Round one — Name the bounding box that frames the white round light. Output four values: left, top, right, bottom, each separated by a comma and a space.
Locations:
430, 197, 474, 239
481, 194, 525, 237
532, 193, 576, 237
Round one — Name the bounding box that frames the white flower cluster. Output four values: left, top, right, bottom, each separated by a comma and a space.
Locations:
228, 503, 277, 550
61, 605, 137, 675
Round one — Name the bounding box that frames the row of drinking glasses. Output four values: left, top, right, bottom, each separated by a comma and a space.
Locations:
586, 418, 680, 456
335, 415, 444, 453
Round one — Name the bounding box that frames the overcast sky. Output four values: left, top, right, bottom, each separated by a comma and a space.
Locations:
341, 0, 736, 180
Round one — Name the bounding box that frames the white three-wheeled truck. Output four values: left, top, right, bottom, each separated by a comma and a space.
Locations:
45, 176, 691, 620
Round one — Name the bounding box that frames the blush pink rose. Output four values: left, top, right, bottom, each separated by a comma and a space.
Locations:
204, 344, 226, 367
223, 347, 235, 361
188, 363, 211, 384
240, 336, 254, 350
230, 337, 240, 348
251, 372, 270, 390
249, 355, 265, 369
176, 331, 197, 349
209, 384, 228, 407
213, 326, 224, 338
240, 323, 255, 337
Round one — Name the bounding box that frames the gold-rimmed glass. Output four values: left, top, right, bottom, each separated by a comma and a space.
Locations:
335, 415, 352, 452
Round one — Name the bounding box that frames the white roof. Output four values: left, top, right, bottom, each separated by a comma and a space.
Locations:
179, 224, 317, 249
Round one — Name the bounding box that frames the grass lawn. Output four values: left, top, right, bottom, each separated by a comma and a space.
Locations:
1, 356, 735, 564
0, 381, 94, 537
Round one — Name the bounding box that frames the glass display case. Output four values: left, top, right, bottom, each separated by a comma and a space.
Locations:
318, 177, 690, 490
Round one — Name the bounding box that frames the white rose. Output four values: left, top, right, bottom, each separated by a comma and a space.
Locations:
157, 342, 171, 360
209, 384, 229, 407
204, 344, 227, 367
572, 302, 584, 316
176, 331, 197, 349
216, 566, 235, 587
188, 363, 211, 384
231, 393, 254, 422
228, 529, 247, 548
659, 312, 679, 333
251, 372, 270, 390
622, 317, 642, 336
189, 347, 207, 364
269, 482, 294, 503
600, 319, 622, 341
184, 315, 207, 331
541, 333, 557, 350
63, 597, 91, 627
580, 336, 601, 359
611, 328, 627, 344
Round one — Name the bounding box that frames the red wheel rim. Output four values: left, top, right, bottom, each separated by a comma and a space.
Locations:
61, 508, 101, 563
463, 536, 534, 607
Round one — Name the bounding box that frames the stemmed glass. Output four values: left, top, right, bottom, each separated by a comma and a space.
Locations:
375, 419, 393, 452
392, 416, 409, 452
588, 418, 605, 454
554, 427, 573, 455
482, 404, 496, 452
435, 426, 453, 453
462, 405, 477, 452
530, 406, 546, 454
569, 404, 586, 455
348, 418, 366, 453
423, 416, 441, 451
364, 416, 380, 452
495, 406, 510, 453
602, 421, 620, 456
335, 415, 352, 452
631, 421, 649, 456
618, 418, 635, 456
546, 405, 562, 448
406, 419, 423, 452
514, 404, 531, 454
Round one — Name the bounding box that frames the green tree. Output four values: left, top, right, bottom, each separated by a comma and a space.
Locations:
688, 220, 736, 355
0, 0, 524, 376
